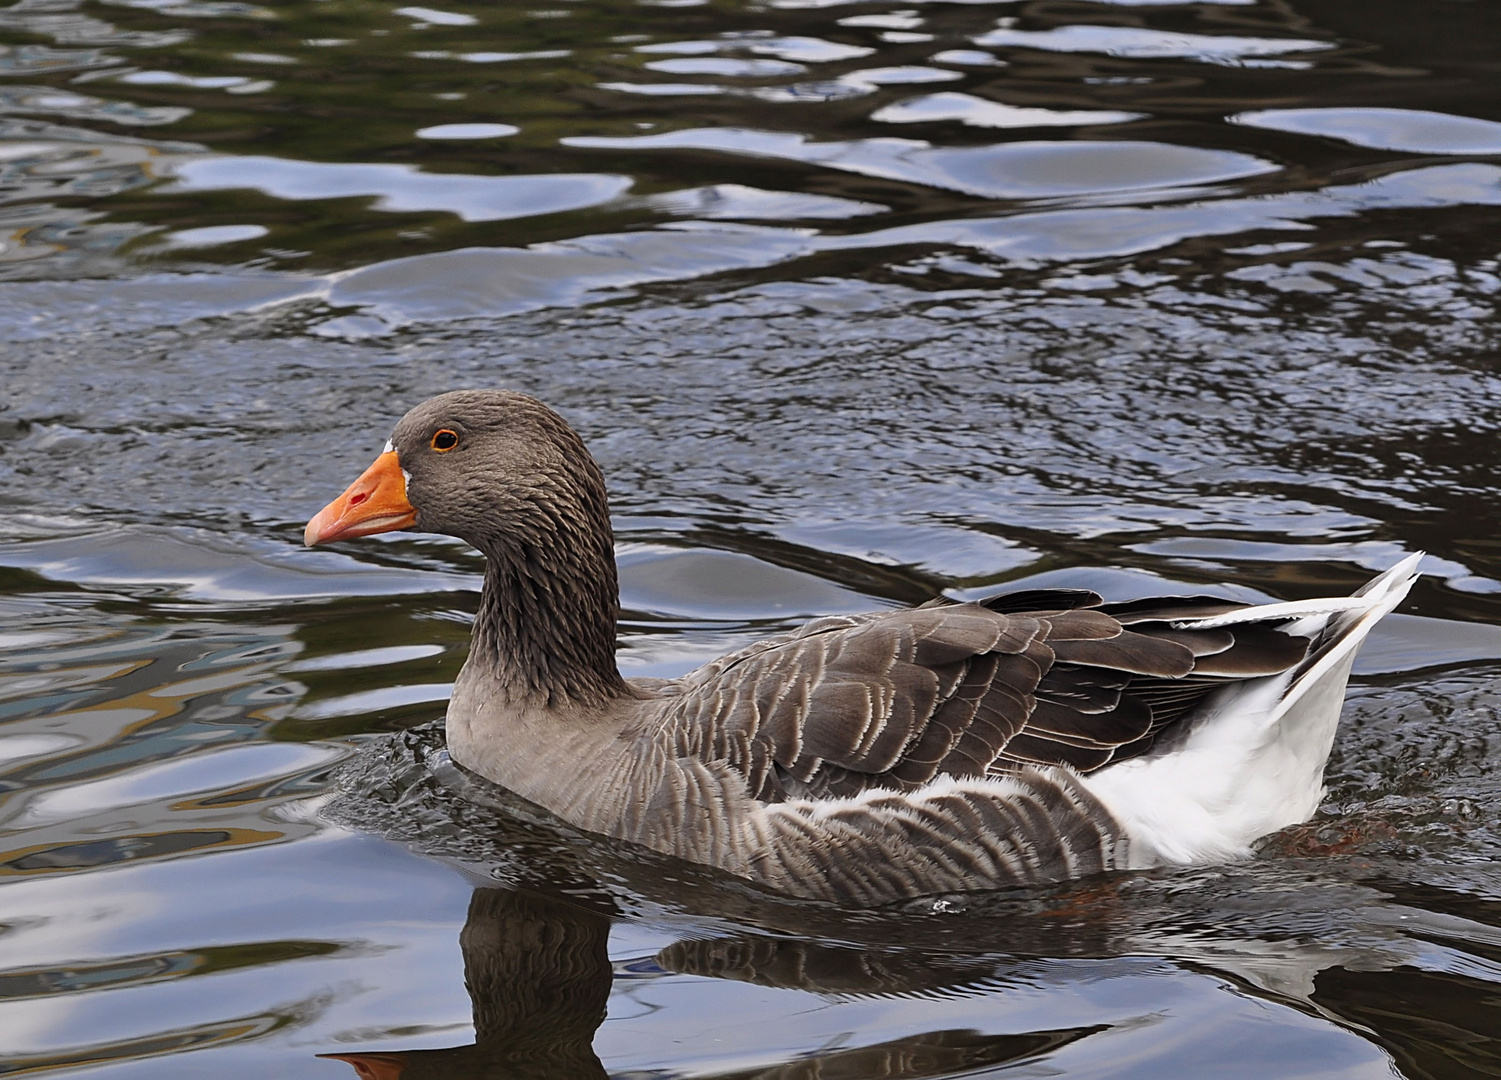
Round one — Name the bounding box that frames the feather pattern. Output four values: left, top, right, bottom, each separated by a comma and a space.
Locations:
312, 391, 1424, 908
595, 561, 1414, 904
655, 595, 1259, 802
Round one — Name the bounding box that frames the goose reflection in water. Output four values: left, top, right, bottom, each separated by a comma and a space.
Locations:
311, 728, 1501, 1079
321, 885, 1102, 1080
323, 889, 612, 1080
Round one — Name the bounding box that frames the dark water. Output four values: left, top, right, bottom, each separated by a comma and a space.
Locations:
5, 0, 1501, 1075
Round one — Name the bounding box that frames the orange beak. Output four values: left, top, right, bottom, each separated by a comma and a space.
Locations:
304, 451, 417, 546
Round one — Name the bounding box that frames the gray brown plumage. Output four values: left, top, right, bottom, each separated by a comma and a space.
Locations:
306, 390, 1421, 908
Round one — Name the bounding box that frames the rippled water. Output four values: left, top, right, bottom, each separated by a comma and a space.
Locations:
6, 0, 1501, 1075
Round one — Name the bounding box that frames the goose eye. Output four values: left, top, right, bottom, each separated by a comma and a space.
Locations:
431, 429, 459, 452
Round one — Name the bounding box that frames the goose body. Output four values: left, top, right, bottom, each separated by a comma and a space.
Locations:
306, 390, 1420, 906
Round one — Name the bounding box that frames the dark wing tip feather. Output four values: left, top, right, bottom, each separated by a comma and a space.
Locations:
980, 588, 1104, 614
1097, 595, 1250, 625
1140, 627, 1235, 658
1188, 625, 1309, 677
1048, 630, 1196, 678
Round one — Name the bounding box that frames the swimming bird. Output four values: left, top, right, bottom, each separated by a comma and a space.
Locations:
305, 390, 1420, 907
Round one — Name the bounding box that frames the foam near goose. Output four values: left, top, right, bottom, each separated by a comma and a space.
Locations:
305, 390, 1420, 907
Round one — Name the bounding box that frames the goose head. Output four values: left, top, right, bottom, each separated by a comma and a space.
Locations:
303, 389, 610, 558
303, 389, 625, 706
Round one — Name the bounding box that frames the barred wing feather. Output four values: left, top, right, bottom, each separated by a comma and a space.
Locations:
656, 589, 1313, 803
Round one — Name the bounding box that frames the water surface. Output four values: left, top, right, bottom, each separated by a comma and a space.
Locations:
5, 0, 1501, 1075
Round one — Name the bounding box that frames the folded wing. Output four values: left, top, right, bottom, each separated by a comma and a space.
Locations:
657, 588, 1311, 802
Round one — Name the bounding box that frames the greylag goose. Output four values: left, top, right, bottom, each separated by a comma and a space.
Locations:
306, 390, 1420, 907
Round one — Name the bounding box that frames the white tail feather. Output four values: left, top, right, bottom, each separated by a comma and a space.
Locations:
1170, 596, 1366, 630
1082, 554, 1423, 869
1265, 552, 1422, 732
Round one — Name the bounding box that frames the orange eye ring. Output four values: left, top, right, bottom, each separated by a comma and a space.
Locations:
431, 429, 459, 452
